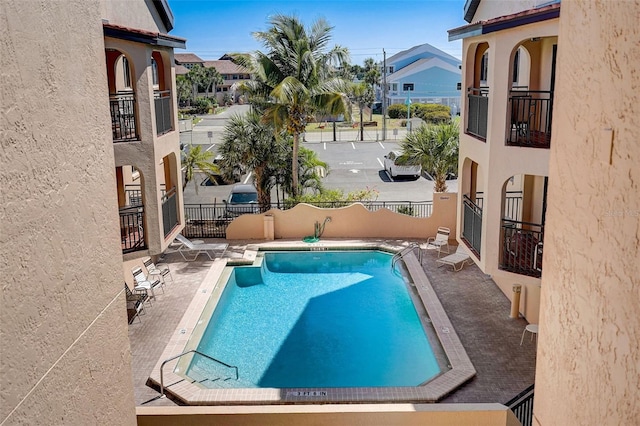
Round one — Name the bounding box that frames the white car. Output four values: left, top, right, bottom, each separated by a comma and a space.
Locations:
383, 151, 422, 178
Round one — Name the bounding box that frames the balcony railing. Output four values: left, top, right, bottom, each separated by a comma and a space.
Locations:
120, 205, 146, 253
500, 219, 544, 278
476, 191, 523, 222
507, 90, 553, 148
162, 186, 179, 237
462, 195, 482, 256
154, 90, 172, 136
466, 87, 489, 140
110, 92, 138, 142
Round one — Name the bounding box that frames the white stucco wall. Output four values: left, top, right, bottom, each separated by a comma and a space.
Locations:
0, 1, 136, 424
534, 0, 640, 424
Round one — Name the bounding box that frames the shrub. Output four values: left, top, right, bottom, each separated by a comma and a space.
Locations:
396, 205, 415, 216
387, 104, 408, 119
191, 97, 213, 114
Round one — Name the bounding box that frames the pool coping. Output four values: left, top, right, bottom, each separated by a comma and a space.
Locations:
147, 241, 476, 405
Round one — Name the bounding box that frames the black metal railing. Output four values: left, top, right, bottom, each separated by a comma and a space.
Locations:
462, 195, 482, 256
183, 200, 434, 239
505, 384, 535, 426
467, 87, 489, 140
110, 92, 138, 142
476, 191, 523, 222
507, 90, 553, 148
120, 205, 145, 253
124, 185, 142, 207
162, 186, 179, 237
500, 219, 544, 277
154, 90, 172, 136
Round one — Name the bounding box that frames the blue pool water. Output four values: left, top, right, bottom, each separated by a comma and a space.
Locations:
187, 250, 441, 388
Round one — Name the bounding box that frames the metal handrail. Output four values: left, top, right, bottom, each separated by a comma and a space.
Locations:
391, 243, 422, 271
159, 350, 238, 397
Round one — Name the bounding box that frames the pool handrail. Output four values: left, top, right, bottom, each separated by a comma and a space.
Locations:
391, 243, 422, 271
160, 349, 238, 397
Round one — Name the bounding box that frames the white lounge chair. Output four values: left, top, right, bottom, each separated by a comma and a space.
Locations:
173, 234, 228, 261
143, 256, 173, 283
426, 226, 451, 257
132, 267, 164, 298
436, 245, 471, 271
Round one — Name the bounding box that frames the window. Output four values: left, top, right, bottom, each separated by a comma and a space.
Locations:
480, 51, 489, 84
391, 83, 398, 91
123, 57, 131, 88
512, 49, 520, 84
232, 74, 239, 80
388, 66, 394, 73
403, 83, 414, 91
151, 58, 159, 86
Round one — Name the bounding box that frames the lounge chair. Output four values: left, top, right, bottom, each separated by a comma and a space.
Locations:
132, 266, 164, 298
143, 256, 173, 283
124, 283, 148, 324
173, 234, 228, 261
426, 226, 451, 257
436, 245, 472, 271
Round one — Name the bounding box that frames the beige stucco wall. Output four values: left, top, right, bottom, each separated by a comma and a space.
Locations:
137, 403, 521, 426
473, 0, 543, 21
534, 1, 640, 424
0, 0, 136, 425
226, 194, 458, 240
101, 0, 169, 33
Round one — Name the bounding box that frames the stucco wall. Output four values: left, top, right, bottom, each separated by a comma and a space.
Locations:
534, 1, 640, 424
472, 0, 542, 22
226, 194, 458, 241
0, 1, 136, 424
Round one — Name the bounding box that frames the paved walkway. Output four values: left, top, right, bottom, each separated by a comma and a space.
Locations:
129, 239, 536, 407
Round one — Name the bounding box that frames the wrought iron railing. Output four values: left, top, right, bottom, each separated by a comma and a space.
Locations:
500, 219, 544, 277
462, 195, 482, 256
124, 186, 142, 207
475, 191, 523, 222
183, 200, 434, 239
161, 186, 179, 237
467, 87, 489, 140
507, 90, 553, 148
110, 92, 138, 142
154, 90, 172, 136
505, 384, 535, 426
120, 205, 145, 253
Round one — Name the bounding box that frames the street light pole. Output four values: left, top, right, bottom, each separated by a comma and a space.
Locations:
405, 95, 412, 133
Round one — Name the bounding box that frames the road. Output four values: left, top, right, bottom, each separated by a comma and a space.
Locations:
180, 105, 457, 204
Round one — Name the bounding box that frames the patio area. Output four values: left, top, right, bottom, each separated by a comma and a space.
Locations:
128, 239, 537, 407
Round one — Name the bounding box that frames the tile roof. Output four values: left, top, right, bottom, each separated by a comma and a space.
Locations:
204, 60, 249, 74
103, 23, 186, 48
174, 53, 204, 64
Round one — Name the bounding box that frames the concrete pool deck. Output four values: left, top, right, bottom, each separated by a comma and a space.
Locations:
128, 239, 537, 407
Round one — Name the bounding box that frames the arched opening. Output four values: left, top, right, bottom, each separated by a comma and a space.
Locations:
461, 158, 483, 256
106, 49, 139, 142
466, 42, 490, 140
116, 165, 147, 253
499, 174, 547, 277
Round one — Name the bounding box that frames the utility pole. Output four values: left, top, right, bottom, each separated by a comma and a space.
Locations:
382, 49, 387, 141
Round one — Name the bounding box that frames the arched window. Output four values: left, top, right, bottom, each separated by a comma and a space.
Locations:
123, 57, 132, 89
151, 58, 159, 86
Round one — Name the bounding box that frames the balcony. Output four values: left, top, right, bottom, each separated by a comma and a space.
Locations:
466, 87, 489, 140
500, 219, 544, 278
507, 90, 553, 148
462, 195, 482, 257
120, 205, 146, 253
110, 92, 138, 142
154, 90, 172, 136
162, 186, 179, 237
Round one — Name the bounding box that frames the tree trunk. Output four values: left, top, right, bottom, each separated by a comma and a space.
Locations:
333, 121, 337, 141
292, 133, 300, 197
359, 106, 364, 141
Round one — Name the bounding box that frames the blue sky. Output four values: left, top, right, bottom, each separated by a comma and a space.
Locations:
167, 0, 467, 65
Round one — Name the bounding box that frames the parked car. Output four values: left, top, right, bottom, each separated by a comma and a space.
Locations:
223, 184, 260, 216
383, 151, 422, 178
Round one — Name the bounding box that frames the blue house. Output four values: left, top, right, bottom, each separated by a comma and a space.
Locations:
384, 43, 461, 114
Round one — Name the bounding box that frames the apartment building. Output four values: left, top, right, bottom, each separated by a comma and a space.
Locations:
449, 1, 560, 323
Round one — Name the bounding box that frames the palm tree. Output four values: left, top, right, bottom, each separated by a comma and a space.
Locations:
203, 67, 223, 100
219, 113, 287, 209
181, 145, 220, 194
363, 58, 380, 120
233, 15, 351, 197
400, 119, 460, 192
350, 82, 374, 141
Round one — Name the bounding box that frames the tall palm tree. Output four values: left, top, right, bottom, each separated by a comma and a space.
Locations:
233, 15, 351, 197
350, 82, 374, 141
400, 119, 460, 192
363, 58, 380, 120
219, 113, 287, 209
181, 145, 220, 194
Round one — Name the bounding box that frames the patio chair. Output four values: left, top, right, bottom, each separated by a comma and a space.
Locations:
132, 266, 164, 298
124, 283, 148, 324
436, 245, 472, 271
143, 256, 173, 284
173, 234, 229, 261
426, 226, 451, 257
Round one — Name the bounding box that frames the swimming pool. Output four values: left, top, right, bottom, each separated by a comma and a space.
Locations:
186, 250, 441, 388
151, 242, 475, 404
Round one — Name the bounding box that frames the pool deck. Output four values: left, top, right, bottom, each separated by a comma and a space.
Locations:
128, 239, 537, 407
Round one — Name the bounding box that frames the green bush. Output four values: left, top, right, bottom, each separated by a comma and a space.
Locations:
396, 205, 415, 216
388, 103, 451, 123
387, 104, 408, 119
284, 187, 379, 209
191, 97, 213, 114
